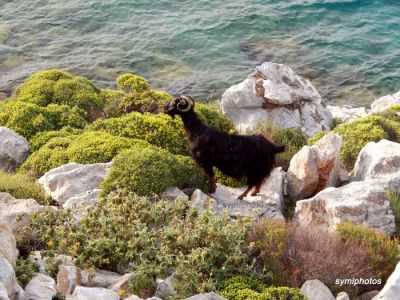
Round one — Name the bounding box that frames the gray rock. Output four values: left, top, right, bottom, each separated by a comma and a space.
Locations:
288, 133, 342, 200
300, 279, 335, 300
336, 291, 350, 300
327, 105, 370, 122
372, 261, 400, 300
124, 296, 142, 300
155, 275, 176, 298
66, 286, 119, 300
361, 291, 379, 300
295, 176, 399, 235
0, 218, 17, 266
108, 273, 134, 298
81, 269, 121, 288
57, 265, 82, 295
0, 127, 30, 172
162, 187, 189, 201
0, 256, 15, 298
371, 91, 400, 113
184, 292, 228, 300
25, 274, 56, 300
352, 140, 400, 181
39, 162, 112, 208
0, 282, 9, 300
221, 62, 332, 137
0, 192, 48, 234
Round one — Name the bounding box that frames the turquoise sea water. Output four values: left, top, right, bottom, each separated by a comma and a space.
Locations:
0, 0, 399, 105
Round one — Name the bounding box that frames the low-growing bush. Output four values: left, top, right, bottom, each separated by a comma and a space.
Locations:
253, 123, 306, 171
336, 222, 399, 280
0, 171, 49, 204
219, 276, 305, 300
14, 257, 39, 288
388, 191, 400, 234
87, 112, 191, 155
16, 69, 105, 112
0, 101, 87, 140
21, 131, 148, 176
308, 113, 400, 169
195, 102, 234, 133
100, 146, 208, 196
29, 127, 84, 152
19, 192, 250, 297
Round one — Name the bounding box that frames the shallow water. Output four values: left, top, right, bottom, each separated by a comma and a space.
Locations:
0, 0, 399, 105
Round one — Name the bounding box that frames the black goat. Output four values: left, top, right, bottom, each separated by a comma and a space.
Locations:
163, 96, 285, 199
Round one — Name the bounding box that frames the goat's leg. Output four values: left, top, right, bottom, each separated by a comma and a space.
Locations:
238, 185, 254, 200
203, 164, 217, 193
251, 180, 263, 196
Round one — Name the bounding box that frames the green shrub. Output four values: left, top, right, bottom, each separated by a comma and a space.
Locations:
253, 123, 306, 170
308, 114, 400, 169
195, 102, 234, 133
21, 131, 148, 176
336, 222, 399, 280
16, 69, 105, 112
388, 191, 400, 234
219, 276, 305, 300
15, 257, 39, 288
20, 193, 250, 297
119, 89, 172, 114
215, 169, 246, 188
0, 171, 49, 204
87, 112, 190, 155
0, 101, 87, 140
29, 127, 83, 152
117, 73, 150, 93
100, 146, 208, 196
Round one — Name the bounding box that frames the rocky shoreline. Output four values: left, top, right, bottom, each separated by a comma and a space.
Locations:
0, 64, 399, 300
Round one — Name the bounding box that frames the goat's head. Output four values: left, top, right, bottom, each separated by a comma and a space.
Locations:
163, 95, 195, 118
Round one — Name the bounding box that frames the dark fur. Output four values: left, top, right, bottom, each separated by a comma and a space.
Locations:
164, 96, 285, 199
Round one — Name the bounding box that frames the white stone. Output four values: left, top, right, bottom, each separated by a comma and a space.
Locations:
371, 91, 400, 113
327, 105, 370, 122
352, 140, 400, 181
300, 279, 335, 300
0, 127, 30, 172
67, 286, 119, 300
57, 265, 82, 295
287, 133, 342, 200
0, 282, 9, 300
0, 256, 15, 297
0, 218, 17, 266
156, 275, 176, 298
184, 292, 228, 300
108, 273, 134, 298
295, 176, 400, 235
0, 192, 48, 234
81, 269, 121, 288
221, 62, 332, 137
162, 186, 189, 201
372, 261, 400, 300
25, 274, 57, 300
124, 296, 142, 300
336, 291, 350, 300
39, 162, 112, 207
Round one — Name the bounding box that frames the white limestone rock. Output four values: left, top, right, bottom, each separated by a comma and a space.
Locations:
0, 127, 30, 172
0, 219, 17, 266
352, 140, 400, 181
300, 279, 335, 300
221, 62, 332, 137
327, 105, 370, 122
66, 286, 119, 300
184, 292, 228, 300
24, 274, 57, 300
295, 176, 400, 235
162, 186, 189, 201
372, 261, 400, 300
57, 265, 82, 295
81, 269, 121, 288
39, 162, 112, 208
371, 91, 400, 113
287, 133, 342, 200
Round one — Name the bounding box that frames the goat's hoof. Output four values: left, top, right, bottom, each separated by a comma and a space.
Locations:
237, 196, 244, 200
251, 192, 258, 196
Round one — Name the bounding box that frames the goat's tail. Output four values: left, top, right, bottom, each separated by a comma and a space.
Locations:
274, 145, 286, 153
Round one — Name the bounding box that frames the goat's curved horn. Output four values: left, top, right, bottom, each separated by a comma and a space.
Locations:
177, 95, 194, 112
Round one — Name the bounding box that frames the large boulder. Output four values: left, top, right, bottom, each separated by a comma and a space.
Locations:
191, 168, 285, 220
108, 273, 134, 298
0, 192, 48, 233
287, 133, 342, 200
0, 256, 15, 298
80, 269, 121, 288
0, 219, 17, 266
295, 176, 399, 235
25, 274, 57, 300
184, 292, 228, 300
372, 261, 400, 300
221, 62, 332, 137
0, 127, 30, 172
327, 105, 370, 122
300, 279, 335, 300
0, 282, 9, 300
66, 286, 119, 300
39, 162, 112, 208
352, 140, 400, 181
371, 91, 400, 113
